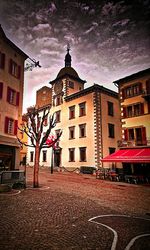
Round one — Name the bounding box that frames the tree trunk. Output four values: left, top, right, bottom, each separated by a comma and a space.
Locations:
33, 143, 40, 188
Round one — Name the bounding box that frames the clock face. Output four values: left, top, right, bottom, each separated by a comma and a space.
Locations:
54, 81, 63, 94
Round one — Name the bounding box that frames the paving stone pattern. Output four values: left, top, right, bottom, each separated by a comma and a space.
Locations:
0, 167, 150, 250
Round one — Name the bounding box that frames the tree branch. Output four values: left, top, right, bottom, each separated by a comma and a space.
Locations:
17, 137, 35, 148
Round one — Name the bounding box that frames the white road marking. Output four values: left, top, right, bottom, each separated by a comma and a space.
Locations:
0, 190, 21, 196
89, 215, 150, 250
27, 186, 50, 190
89, 218, 118, 250
125, 233, 150, 250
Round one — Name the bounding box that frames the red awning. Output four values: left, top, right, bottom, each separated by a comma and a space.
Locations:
102, 148, 150, 163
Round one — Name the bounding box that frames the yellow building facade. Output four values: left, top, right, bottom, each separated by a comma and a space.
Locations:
108, 68, 150, 176
0, 25, 28, 170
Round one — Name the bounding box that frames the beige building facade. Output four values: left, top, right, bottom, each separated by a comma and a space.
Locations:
27, 49, 121, 170
0, 25, 28, 170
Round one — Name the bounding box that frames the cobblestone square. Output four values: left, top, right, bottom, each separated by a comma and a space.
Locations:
0, 167, 150, 250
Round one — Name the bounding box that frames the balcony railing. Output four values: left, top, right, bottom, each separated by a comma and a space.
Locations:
117, 138, 150, 148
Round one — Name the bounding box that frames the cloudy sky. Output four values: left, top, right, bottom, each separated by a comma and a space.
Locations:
0, 0, 150, 112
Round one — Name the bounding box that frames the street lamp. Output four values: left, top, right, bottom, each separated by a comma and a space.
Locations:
46, 134, 56, 174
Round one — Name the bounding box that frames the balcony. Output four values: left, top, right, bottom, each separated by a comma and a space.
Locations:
142, 90, 150, 101
117, 138, 150, 148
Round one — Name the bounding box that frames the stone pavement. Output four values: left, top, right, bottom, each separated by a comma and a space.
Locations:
0, 167, 150, 250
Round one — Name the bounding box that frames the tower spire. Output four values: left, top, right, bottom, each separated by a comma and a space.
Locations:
65, 43, 71, 67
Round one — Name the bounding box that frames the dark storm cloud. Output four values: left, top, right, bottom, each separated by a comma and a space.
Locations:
0, 0, 150, 111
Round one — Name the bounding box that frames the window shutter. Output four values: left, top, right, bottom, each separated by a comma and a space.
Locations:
141, 127, 147, 145
16, 92, 20, 106
141, 103, 144, 114
18, 66, 21, 79
9, 59, 12, 74
5, 117, 9, 133
7, 87, 11, 102
124, 129, 128, 141
14, 120, 18, 135
0, 82, 3, 99
1, 53, 5, 69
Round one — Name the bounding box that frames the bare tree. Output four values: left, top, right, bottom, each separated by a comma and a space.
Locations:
18, 106, 62, 188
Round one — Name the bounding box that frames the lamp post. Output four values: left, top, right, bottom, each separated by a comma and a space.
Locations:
46, 134, 56, 174
51, 146, 54, 174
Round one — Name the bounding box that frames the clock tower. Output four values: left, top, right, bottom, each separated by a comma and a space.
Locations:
50, 45, 86, 106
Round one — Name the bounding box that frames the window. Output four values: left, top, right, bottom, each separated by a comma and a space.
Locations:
55, 111, 61, 123
0, 82, 3, 99
122, 82, 142, 99
134, 104, 141, 116
128, 129, 134, 140
7, 87, 20, 106
69, 126, 75, 139
69, 105, 75, 119
56, 96, 61, 106
30, 152, 34, 162
124, 103, 144, 118
42, 150, 47, 162
79, 124, 86, 137
9, 59, 21, 79
69, 148, 75, 162
126, 86, 132, 97
79, 147, 86, 162
108, 101, 114, 116
109, 147, 115, 154
0, 52, 5, 69
108, 123, 115, 138
68, 81, 74, 89
133, 84, 140, 95
79, 102, 86, 116
124, 127, 147, 145
127, 106, 132, 117
4, 117, 18, 135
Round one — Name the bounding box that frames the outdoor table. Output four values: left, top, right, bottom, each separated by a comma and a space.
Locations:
125, 175, 145, 184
